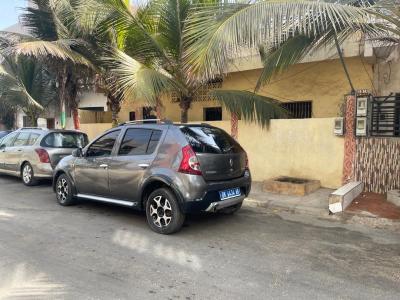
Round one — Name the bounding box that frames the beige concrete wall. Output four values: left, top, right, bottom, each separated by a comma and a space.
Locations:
374, 46, 400, 95
230, 119, 344, 189
80, 118, 343, 189
117, 57, 373, 122
224, 57, 373, 118
80, 123, 113, 141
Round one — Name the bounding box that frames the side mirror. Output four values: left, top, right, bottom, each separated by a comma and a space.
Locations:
72, 148, 83, 158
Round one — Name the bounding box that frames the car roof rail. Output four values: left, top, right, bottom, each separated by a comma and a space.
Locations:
118, 119, 173, 126
19, 127, 48, 130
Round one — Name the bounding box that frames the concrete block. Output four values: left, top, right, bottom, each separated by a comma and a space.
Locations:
329, 182, 363, 213
387, 190, 400, 207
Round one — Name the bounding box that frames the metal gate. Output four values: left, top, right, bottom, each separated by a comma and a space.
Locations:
370, 93, 400, 137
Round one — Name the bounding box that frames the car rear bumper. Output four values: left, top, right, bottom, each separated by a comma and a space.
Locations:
182, 171, 251, 213
205, 195, 245, 212
33, 163, 53, 178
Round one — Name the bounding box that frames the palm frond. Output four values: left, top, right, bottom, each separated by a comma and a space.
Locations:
184, 0, 384, 80
256, 35, 316, 91
75, 0, 173, 66
0, 64, 44, 109
21, 0, 58, 40
209, 90, 288, 127
9, 39, 92, 66
105, 49, 184, 104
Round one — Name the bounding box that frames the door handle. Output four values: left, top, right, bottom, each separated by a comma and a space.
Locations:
99, 164, 109, 169
138, 163, 149, 169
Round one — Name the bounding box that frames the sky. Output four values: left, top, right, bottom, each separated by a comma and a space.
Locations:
0, 0, 26, 30
0, 0, 147, 30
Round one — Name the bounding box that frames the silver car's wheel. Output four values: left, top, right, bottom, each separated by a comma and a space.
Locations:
55, 174, 75, 206
57, 178, 69, 204
149, 195, 172, 228
21, 163, 38, 186
146, 188, 185, 234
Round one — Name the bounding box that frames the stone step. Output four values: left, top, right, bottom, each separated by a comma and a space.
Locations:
387, 190, 400, 207
329, 182, 364, 213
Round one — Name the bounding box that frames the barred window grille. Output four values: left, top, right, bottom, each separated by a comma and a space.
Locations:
281, 101, 312, 119
171, 78, 223, 103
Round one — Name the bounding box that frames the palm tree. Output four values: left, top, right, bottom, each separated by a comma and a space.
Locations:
0, 0, 93, 129
71, 0, 134, 126
184, 0, 398, 95
76, 0, 287, 127
0, 54, 57, 126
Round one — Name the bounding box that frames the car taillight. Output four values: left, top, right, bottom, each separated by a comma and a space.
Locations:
245, 152, 249, 169
35, 148, 50, 163
178, 145, 202, 175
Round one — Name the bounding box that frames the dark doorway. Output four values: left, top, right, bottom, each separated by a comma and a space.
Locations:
129, 111, 136, 121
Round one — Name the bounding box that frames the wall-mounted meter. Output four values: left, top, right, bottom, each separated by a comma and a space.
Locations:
334, 117, 344, 136
356, 117, 367, 136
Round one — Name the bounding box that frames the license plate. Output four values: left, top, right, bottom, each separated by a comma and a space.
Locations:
219, 188, 241, 201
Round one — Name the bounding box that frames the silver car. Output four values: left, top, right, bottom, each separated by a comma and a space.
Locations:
0, 128, 89, 186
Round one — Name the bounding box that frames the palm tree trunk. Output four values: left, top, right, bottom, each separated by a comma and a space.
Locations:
108, 93, 121, 127
58, 66, 68, 129
156, 97, 163, 120
180, 96, 192, 123
231, 112, 238, 140
72, 108, 80, 130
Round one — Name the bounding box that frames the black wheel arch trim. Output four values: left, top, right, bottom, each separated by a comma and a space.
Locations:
140, 175, 185, 210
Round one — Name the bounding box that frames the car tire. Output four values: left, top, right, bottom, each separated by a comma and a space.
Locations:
56, 174, 76, 206
21, 162, 38, 186
146, 188, 185, 234
219, 202, 243, 215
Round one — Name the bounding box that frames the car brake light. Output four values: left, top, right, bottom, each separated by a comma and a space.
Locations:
245, 152, 249, 169
178, 145, 202, 175
35, 148, 50, 163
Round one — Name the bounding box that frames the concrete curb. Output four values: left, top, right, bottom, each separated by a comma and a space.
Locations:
244, 198, 329, 218
243, 198, 400, 231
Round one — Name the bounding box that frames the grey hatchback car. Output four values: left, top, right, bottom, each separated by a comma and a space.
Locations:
53, 121, 251, 234
0, 128, 88, 186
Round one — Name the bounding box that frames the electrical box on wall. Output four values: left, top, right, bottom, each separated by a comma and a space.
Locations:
356, 97, 368, 117
356, 117, 367, 136
334, 117, 344, 136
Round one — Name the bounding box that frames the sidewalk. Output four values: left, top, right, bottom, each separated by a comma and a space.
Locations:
243, 182, 400, 231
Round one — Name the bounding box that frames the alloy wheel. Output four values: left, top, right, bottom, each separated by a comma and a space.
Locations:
149, 195, 172, 228
22, 164, 32, 184
57, 178, 69, 203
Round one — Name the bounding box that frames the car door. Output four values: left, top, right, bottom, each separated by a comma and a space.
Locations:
0, 132, 18, 172
108, 128, 163, 202
3, 132, 31, 173
74, 129, 121, 197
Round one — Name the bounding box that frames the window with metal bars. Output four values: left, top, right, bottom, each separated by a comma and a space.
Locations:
281, 101, 312, 119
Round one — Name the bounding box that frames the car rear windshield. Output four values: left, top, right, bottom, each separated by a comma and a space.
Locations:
180, 126, 242, 154
41, 132, 89, 149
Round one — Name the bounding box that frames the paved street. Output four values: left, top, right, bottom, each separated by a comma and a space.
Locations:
0, 175, 399, 300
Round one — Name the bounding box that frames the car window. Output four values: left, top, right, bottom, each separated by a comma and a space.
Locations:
86, 130, 120, 158
13, 132, 31, 147
0, 132, 10, 140
28, 133, 41, 146
180, 126, 242, 154
119, 129, 158, 156
41, 132, 88, 148
0, 132, 17, 147
146, 130, 162, 154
